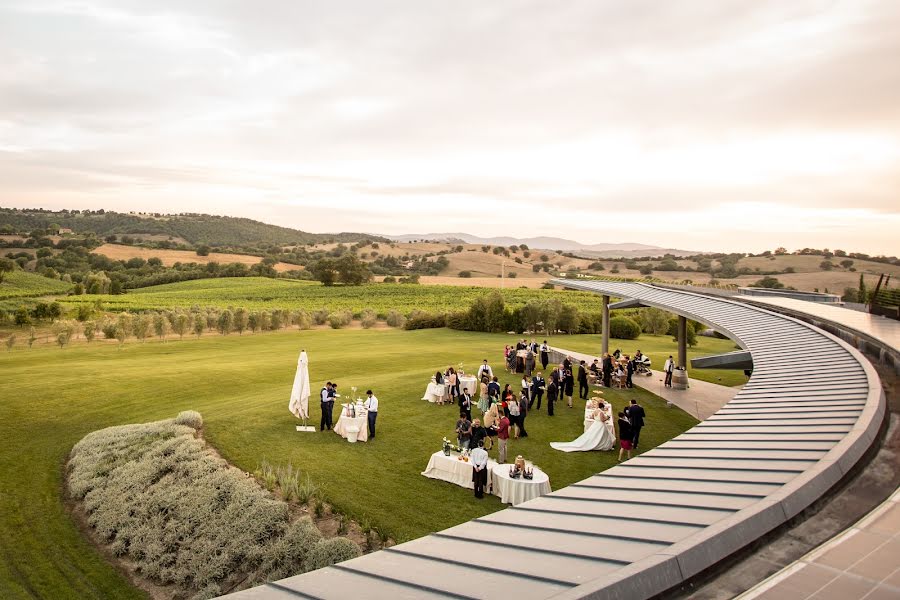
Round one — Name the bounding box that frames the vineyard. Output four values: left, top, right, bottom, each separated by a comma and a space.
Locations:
0, 270, 73, 301
57, 277, 606, 314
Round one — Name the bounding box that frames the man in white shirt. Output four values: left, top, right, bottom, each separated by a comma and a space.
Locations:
663, 355, 674, 387
477, 359, 493, 382
470, 440, 489, 499
364, 389, 379, 439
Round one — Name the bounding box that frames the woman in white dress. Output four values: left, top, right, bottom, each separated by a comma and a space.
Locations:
550, 405, 616, 452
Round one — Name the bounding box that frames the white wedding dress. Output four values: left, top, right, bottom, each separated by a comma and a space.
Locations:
551, 412, 616, 453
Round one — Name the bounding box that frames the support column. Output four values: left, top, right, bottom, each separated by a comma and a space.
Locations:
677, 315, 687, 369
601, 295, 610, 356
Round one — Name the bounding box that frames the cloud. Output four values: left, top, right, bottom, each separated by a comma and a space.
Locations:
0, 0, 898, 254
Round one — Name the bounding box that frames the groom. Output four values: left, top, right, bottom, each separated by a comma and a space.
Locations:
625, 399, 645, 448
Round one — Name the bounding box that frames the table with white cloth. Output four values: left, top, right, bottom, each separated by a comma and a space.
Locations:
490, 463, 551, 505
333, 403, 368, 442
458, 375, 477, 395
422, 381, 448, 403
421, 451, 497, 490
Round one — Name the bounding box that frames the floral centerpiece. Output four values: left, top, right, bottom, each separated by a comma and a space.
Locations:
442, 437, 462, 455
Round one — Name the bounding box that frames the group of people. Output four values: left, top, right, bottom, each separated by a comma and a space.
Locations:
320, 382, 379, 439
503, 339, 551, 374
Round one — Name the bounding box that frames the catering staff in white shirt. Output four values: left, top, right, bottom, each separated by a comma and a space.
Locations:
477, 359, 493, 382
470, 440, 489, 499
364, 390, 379, 439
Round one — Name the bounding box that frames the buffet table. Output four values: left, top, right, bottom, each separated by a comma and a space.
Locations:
334, 404, 368, 442
422, 381, 447, 403
421, 451, 497, 490
490, 463, 551, 505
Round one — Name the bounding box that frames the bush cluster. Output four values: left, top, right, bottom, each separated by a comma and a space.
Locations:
67, 415, 360, 596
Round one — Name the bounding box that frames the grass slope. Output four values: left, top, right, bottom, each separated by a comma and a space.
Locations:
0, 328, 697, 599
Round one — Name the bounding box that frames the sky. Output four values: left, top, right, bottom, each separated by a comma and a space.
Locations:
0, 0, 898, 255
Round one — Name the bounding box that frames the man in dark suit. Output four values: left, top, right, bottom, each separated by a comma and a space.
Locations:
602, 354, 613, 387
625, 399, 645, 448
577, 360, 589, 399
530, 372, 545, 410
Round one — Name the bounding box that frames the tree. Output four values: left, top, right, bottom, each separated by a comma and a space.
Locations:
27, 326, 37, 348
841, 288, 858, 302
557, 304, 580, 333
153, 313, 169, 341
5, 334, 16, 351
83, 321, 97, 343
840, 259, 854, 269
458, 270, 472, 278
638, 265, 653, 276
15, 305, 31, 326
672, 319, 698, 348
858, 273, 868, 304
819, 260, 833, 271
751, 276, 785, 289
173, 313, 190, 339
233, 308, 248, 335
196, 245, 211, 256
310, 258, 338, 286
639, 307, 670, 335
336, 254, 372, 285
217, 309, 233, 335
193, 316, 205, 338
53, 320, 77, 348
0, 257, 15, 284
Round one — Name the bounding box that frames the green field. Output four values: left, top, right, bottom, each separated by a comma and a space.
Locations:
55, 277, 606, 313
0, 271, 72, 302
0, 327, 697, 599
557, 333, 750, 387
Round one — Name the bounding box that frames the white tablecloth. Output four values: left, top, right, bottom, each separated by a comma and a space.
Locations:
459, 375, 477, 395
334, 404, 368, 442
490, 463, 551, 505
422, 381, 447, 403
421, 451, 496, 490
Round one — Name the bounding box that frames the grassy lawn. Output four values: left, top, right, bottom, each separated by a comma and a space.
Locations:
554, 333, 749, 387
0, 327, 697, 600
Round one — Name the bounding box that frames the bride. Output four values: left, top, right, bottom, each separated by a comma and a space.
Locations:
551, 402, 616, 452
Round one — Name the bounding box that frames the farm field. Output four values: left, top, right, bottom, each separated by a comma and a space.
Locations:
558, 333, 750, 388
0, 327, 698, 600
0, 270, 72, 301
56, 277, 609, 313
91, 243, 300, 273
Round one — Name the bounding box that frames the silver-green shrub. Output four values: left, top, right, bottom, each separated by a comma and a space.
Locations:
174, 410, 203, 429
67, 414, 360, 596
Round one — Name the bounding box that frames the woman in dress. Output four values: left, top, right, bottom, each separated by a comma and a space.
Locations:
447, 367, 459, 404
617, 412, 633, 461
483, 402, 499, 450
478, 377, 490, 414
563, 366, 575, 408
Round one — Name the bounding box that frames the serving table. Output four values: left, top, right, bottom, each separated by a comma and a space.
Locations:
490, 463, 551, 505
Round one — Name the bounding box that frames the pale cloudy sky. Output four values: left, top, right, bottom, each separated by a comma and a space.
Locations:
1, 0, 899, 254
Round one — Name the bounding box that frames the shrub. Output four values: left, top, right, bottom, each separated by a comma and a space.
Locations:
404, 311, 446, 330
609, 316, 641, 340
458, 271, 472, 278
445, 311, 469, 330
67, 416, 359, 596
382, 276, 396, 283
360, 309, 377, 329
174, 410, 203, 430
294, 310, 313, 330
312, 308, 329, 325
305, 538, 360, 571
385, 310, 406, 328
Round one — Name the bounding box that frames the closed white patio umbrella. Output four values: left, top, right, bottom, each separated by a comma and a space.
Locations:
289, 350, 315, 431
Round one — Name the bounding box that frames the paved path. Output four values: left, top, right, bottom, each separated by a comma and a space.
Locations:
736, 487, 900, 600
550, 346, 740, 420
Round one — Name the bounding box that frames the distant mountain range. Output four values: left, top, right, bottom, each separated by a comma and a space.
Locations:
384, 232, 700, 258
